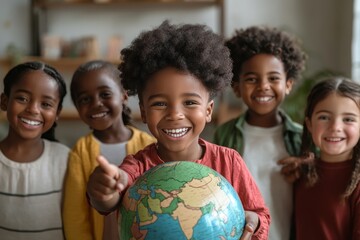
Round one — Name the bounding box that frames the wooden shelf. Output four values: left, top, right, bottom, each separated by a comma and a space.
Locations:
23, 0, 226, 121
0, 57, 121, 71
30, 0, 225, 54
33, 0, 222, 9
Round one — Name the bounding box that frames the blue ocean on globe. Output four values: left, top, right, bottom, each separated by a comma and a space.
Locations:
119, 161, 246, 240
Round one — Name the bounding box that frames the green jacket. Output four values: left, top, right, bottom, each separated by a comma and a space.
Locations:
213, 110, 303, 157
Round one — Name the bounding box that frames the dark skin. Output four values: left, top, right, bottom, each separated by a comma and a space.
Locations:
0, 135, 44, 163
71, 69, 132, 144
233, 54, 293, 128
87, 68, 260, 239
92, 124, 132, 144
0, 71, 61, 163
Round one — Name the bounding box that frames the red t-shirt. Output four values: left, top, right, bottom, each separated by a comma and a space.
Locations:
120, 138, 270, 239
295, 159, 360, 240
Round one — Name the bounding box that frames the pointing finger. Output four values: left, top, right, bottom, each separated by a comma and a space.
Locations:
97, 155, 120, 179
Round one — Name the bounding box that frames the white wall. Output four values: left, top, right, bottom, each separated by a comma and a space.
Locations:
224, 0, 353, 77
0, 0, 353, 76
0, 0, 353, 77
0, 0, 355, 145
0, 0, 31, 57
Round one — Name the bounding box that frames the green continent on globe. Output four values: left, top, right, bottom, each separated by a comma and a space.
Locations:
119, 161, 245, 240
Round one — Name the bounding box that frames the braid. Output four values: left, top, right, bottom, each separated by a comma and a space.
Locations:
343, 142, 360, 198
122, 104, 132, 126
2, 61, 66, 142
301, 77, 360, 198
41, 122, 59, 142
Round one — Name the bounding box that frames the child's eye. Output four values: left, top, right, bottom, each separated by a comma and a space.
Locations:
42, 102, 53, 109
318, 115, 329, 121
15, 96, 28, 103
151, 102, 166, 107
100, 92, 112, 99
244, 77, 256, 83
344, 117, 356, 123
185, 100, 197, 106
77, 96, 90, 105
269, 76, 280, 81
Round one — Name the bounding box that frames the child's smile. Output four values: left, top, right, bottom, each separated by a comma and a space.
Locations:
72, 69, 126, 134
90, 111, 109, 119
2, 70, 60, 140
235, 54, 293, 126
253, 95, 274, 103
306, 92, 360, 162
140, 67, 213, 161
19, 117, 43, 129
163, 127, 190, 138
19, 117, 42, 127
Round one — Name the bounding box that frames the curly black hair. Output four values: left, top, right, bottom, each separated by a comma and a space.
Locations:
226, 26, 307, 85
119, 20, 233, 101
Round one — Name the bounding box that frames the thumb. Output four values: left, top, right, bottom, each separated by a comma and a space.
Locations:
97, 155, 120, 179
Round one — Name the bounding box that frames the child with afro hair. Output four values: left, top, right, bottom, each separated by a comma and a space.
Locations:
214, 26, 307, 240
86, 21, 270, 239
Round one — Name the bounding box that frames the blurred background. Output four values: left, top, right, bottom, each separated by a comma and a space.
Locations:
0, 0, 358, 147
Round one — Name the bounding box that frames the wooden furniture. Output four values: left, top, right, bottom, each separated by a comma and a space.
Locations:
0, 57, 102, 120
30, 0, 225, 55
0, 0, 226, 121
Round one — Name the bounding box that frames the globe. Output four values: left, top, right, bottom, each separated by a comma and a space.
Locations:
119, 161, 246, 240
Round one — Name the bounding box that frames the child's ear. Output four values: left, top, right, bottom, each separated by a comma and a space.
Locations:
285, 78, 294, 95
53, 103, 61, 122
139, 102, 147, 124
0, 93, 8, 111
56, 106, 62, 120
122, 90, 129, 104
232, 81, 242, 98
206, 100, 214, 123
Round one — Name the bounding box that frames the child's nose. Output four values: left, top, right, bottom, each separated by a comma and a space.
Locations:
92, 96, 103, 107
257, 79, 270, 91
26, 102, 40, 114
165, 106, 184, 120
330, 118, 342, 131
